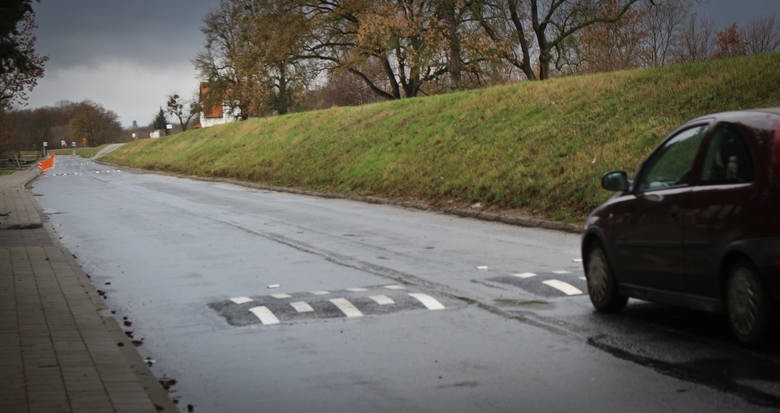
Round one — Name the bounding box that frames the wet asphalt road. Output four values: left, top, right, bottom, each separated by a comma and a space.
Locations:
31, 156, 780, 412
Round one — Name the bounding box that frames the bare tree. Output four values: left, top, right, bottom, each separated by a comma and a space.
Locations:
196, 0, 320, 116
311, 67, 383, 108
239, 0, 319, 114
194, 0, 260, 119
741, 16, 779, 55
715, 23, 745, 58
166, 93, 201, 132
577, 0, 646, 73
305, 0, 453, 99
677, 14, 714, 62
299, 0, 492, 99
475, 0, 644, 80
641, 0, 690, 67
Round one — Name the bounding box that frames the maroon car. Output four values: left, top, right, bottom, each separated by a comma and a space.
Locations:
582, 108, 780, 345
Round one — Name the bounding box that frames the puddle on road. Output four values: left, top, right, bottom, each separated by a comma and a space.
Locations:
589, 335, 780, 408
681, 357, 780, 382
493, 298, 553, 310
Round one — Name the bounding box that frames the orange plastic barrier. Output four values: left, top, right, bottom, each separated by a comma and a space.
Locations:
38, 153, 55, 171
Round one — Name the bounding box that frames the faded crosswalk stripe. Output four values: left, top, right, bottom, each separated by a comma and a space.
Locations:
370, 295, 395, 305
408, 293, 445, 310
249, 306, 280, 325
290, 301, 314, 313
542, 279, 583, 296
330, 298, 364, 317
230, 296, 253, 305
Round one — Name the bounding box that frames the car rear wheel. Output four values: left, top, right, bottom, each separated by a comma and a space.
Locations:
586, 245, 627, 312
726, 261, 771, 346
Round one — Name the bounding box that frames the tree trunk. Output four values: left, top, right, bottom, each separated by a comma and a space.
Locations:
440, 0, 462, 90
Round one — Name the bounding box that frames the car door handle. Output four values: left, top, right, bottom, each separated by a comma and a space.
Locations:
669, 205, 681, 218
642, 193, 663, 202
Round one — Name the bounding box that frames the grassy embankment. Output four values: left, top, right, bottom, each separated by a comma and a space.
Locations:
103, 53, 780, 223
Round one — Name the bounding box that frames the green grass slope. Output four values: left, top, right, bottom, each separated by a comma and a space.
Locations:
104, 53, 780, 222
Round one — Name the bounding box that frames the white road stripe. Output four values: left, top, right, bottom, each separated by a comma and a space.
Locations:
347, 287, 368, 292
384, 285, 406, 290
542, 280, 583, 296
552, 270, 572, 274
330, 298, 363, 317
512, 272, 537, 279
476, 265, 489, 271
409, 293, 445, 310
271, 293, 292, 299
580, 276, 586, 281
249, 306, 280, 325
310, 290, 330, 295
230, 296, 253, 305
290, 301, 314, 313
370, 295, 395, 305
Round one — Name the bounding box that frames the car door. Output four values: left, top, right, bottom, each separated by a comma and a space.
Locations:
612, 124, 709, 292
682, 122, 760, 299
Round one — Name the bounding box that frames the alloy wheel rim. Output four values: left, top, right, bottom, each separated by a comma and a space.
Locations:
588, 250, 609, 303
728, 269, 758, 337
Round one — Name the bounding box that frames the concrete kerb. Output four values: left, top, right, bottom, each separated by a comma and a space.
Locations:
6, 167, 179, 412
95, 160, 584, 234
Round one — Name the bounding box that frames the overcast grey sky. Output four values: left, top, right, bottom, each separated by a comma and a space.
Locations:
26, 0, 217, 127
23, 0, 780, 128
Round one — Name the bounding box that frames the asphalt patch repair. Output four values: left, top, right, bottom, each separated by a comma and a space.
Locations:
210, 284, 455, 326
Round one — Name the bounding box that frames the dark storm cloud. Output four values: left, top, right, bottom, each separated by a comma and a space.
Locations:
23, 0, 780, 127
694, 0, 780, 27
33, 0, 217, 67
31, 0, 778, 70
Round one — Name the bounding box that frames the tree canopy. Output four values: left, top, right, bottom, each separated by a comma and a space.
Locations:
192, 1, 780, 117
68, 101, 123, 147
152, 108, 168, 134
0, 0, 46, 111
2, 101, 123, 153
167, 93, 201, 132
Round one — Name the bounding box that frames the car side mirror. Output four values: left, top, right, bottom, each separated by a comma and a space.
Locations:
601, 171, 630, 192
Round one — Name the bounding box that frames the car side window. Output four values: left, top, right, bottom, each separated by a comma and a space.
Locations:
700, 124, 754, 184
637, 125, 708, 192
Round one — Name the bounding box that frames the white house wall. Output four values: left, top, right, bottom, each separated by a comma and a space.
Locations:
200, 103, 241, 128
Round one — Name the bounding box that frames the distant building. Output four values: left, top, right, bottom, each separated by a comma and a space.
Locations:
199, 82, 240, 128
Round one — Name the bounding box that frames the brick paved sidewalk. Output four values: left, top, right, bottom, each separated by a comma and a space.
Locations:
0, 169, 42, 230
0, 169, 176, 412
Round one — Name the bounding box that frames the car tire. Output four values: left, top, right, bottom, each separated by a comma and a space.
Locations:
726, 261, 771, 346
585, 244, 627, 312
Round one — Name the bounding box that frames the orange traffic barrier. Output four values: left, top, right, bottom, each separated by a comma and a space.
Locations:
38, 153, 56, 171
